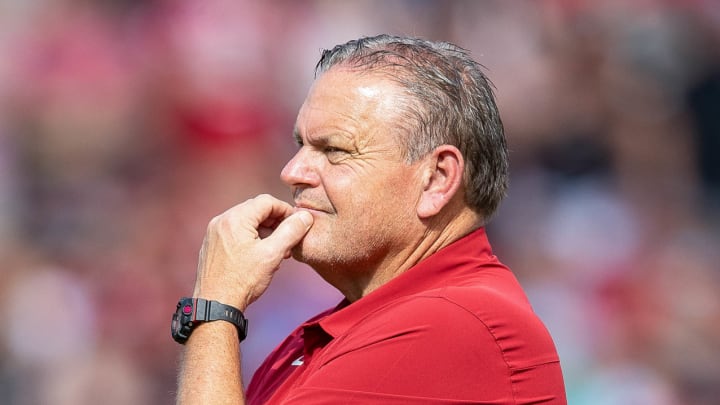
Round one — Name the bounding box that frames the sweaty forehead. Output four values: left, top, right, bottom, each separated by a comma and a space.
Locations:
294, 68, 408, 143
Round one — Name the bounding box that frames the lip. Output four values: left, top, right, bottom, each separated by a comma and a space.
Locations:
293, 202, 328, 214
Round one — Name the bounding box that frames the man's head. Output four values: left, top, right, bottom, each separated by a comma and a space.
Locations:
315, 34, 508, 220
281, 35, 508, 291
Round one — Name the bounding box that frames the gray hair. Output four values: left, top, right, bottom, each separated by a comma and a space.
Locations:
315, 34, 508, 221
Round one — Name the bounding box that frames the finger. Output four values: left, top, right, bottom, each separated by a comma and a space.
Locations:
247, 194, 295, 227
263, 211, 313, 254
222, 194, 294, 232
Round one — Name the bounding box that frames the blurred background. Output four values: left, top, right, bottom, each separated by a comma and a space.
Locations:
1, 0, 719, 404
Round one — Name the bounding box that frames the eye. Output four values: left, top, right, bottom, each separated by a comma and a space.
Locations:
324, 146, 344, 154
323, 146, 351, 163
293, 132, 303, 147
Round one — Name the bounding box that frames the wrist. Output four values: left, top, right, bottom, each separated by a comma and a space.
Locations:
191, 287, 249, 312
171, 297, 248, 344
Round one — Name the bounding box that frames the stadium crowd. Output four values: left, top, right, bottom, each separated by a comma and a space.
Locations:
0, 1, 718, 404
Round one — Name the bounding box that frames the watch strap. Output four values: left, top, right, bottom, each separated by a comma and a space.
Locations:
172, 297, 248, 344
193, 298, 248, 341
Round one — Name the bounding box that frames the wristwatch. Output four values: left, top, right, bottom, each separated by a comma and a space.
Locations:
171, 297, 248, 344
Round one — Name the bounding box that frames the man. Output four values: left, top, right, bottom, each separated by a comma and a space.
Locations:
172, 34, 566, 404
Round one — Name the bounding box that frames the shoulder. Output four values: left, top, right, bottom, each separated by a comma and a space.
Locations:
346, 279, 559, 371
312, 287, 564, 401
289, 262, 568, 402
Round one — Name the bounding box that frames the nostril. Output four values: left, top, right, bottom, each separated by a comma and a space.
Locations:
281, 151, 318, 187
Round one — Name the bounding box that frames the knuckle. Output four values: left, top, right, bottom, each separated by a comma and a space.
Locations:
255, 194, 273, 204
207, 215, 219, 230
207, 213, 227, 233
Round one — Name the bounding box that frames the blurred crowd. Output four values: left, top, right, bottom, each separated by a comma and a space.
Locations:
0, 1, 718, 404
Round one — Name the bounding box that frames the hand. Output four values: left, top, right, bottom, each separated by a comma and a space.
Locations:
192, 194, 314, 311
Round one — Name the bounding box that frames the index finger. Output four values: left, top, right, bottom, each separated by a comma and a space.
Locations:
231, 194, 295, 231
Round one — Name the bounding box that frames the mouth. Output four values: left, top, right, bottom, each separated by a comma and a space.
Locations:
292, 189, 333, 214
293, 200, 331, 215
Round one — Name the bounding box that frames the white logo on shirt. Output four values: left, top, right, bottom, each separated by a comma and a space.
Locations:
291, 355, 304, 366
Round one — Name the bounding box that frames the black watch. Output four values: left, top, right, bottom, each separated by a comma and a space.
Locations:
171, 297, 248, 344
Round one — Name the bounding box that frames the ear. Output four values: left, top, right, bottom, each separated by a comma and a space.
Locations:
417, 145, 465, 219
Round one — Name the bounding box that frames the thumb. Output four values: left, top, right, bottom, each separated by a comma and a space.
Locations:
264, 211, 314, 254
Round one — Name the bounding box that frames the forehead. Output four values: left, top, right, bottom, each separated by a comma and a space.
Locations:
295, 67, 407, 144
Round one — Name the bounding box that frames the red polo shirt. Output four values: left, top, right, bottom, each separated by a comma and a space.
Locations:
246, 228, 566, 404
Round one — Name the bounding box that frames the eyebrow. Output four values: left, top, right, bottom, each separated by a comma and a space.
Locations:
293, 127, 352, 150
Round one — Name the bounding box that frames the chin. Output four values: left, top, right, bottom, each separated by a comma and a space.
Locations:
292, 227, 322, 257
290, 238, 317, 264
290, 237, 336, 271
290, 244, 306, 262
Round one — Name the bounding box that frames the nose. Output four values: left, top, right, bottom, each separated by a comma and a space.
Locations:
281, 148, 320, 187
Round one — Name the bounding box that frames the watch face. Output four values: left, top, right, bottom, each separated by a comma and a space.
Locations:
171, 299, 194, 344
171, 312, 180, 334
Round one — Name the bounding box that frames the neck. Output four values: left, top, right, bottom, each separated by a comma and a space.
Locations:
314, 208, 482, 302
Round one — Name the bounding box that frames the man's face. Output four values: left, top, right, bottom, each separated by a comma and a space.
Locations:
281, 67, 425, 272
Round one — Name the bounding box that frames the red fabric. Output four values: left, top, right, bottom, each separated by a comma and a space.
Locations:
247, 228, 567, 404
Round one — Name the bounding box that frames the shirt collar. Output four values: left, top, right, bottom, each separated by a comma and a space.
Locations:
311, 227, 500, 339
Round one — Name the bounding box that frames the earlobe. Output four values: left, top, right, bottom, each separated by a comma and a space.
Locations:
417, 145, 464, 219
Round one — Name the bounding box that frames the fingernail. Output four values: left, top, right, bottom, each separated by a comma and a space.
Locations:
297, 211, 313, 227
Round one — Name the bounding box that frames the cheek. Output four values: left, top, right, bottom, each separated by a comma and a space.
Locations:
321, 169, 357, 209
361, 179, 417, 223
384, 168, 421, 204
323, 164, 419, 217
